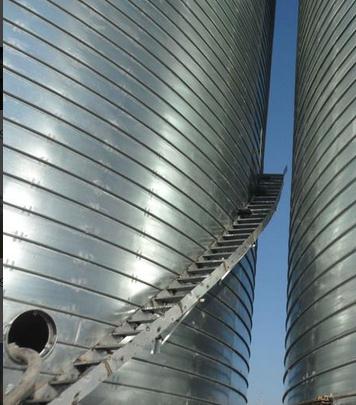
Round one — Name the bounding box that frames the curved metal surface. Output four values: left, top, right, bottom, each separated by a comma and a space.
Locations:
3, 0, 275, 404
284, 1, 356, 404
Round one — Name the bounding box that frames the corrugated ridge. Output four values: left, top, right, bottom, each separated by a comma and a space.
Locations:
284, 1, 356, 403
3, 0, 275, 403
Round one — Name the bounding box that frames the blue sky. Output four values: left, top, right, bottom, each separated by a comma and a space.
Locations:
248, 1, 298, 404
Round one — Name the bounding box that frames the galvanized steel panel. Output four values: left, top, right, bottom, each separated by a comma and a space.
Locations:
284, 1, 356, 404
3, 0, 275, 403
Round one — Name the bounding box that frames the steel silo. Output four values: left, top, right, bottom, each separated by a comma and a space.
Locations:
284, 1, 356, 404
3, 0, 275, 403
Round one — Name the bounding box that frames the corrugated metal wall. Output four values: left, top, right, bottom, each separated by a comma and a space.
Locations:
3, 0, 275, 403
284, 1, 356, 404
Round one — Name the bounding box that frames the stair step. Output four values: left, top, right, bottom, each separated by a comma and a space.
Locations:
259, 182, 281, 187
50, 379, 76, 386
178, 274, 207, 283
233, 219, 257, 225
239, 212, 264, 217
250, 200, 273, 206
258, 179, 281, 183
74, 359, 102, 368
210, 245, 238, 253
259, 180, 281, 183
250, 206, 271, 211
112, 326, 139, 337
142, 304, 173, 312
256, 189, 279, 196
203, 252, 231, 260
225, 235, 249, 241
232, 223, 255, 229
237, 216, 263, 222
226, 229, 250, 236
218, 239, 244, 246
95, 343, 125, 351
167, 281, 197, 291
257, 182, 280, 188
224, 231, 248, 237
128, 311, 159, 324
188, 267, 215, 274
235, 224, 260, 229
222, 233, 246, 240
253, 195, 276, 200
196, 259, 223, 268
73, 349, 108, 368
252, 200, 274, 206
155, 291, 185, 303
238, 208, 252, 217
257, 190, 279, 195
51, 372, 79, 386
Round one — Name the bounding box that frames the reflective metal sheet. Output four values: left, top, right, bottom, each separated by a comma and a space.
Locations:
3, 0, 276, 403
284, 1, 356, 404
